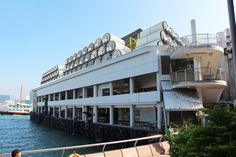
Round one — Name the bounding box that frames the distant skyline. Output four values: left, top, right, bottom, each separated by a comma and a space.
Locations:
0, 0, 232, 98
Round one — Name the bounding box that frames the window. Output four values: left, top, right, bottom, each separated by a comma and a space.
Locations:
161, 56, 171, 74
55, 93, 59, 101
50, 94, 54, 101
102, 88, 110, 96
98, 108, 109, 123
87, 86, 94, 97
133, 73, 157, 93
67, 90, 73, 99
75, 88, 83, 99
113, 79, 130, 95
60, 91, 65, 100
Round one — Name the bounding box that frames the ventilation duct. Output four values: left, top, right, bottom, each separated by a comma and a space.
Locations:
102, 33, 125, 45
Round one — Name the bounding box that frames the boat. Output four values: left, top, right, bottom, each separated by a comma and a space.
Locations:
0, 101, 33, 115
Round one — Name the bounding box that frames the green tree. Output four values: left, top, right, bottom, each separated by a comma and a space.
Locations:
171, 106, 236, 157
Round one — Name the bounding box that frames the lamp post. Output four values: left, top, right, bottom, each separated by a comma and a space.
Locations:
227, 0, 236, 86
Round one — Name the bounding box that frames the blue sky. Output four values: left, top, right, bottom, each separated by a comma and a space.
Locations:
0, 0, 231, 98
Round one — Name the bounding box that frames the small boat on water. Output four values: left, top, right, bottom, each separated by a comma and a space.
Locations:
0, 101, 33, 115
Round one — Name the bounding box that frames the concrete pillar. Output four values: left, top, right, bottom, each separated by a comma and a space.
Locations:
58, 106, 61, 118
73, 89, 76, 99
53, 93, 56, 101
157, 104, 162, 130
83, 88, 87, 98
156, 73, 160, 91
81, 106, 85, 121
93, 105, 98, 123
53, 106, 55, 117
48, 106, 50, 115
194, 57, 202, 81
48, 94, 51, 102
109, 106, 114, 125
129, 77, 134, 94
93, 85, 97, 97
65, 106, 68, 119
65, 91, 68, 100
72, 106, 76, 120
83, 106, 88, 123
130, 105, 134, 127
59, 92, 61, 100
109, 82, 113, 96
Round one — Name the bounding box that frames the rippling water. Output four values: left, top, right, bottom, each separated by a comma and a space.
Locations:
0, 115, 98, 157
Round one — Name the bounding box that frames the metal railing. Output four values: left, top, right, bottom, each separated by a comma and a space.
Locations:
114, 120, 158, 130
171, 67, 226, 83
0, 134, 163, 157
177, 34, 218, 49
134, 121, 157, 130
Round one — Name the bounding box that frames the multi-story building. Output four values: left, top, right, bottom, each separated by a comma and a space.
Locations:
32, 21, 227, 130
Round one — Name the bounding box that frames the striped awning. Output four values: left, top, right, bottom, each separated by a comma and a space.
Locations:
163, 90, 203, 111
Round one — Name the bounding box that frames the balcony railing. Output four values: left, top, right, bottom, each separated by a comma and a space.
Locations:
171, 67, 226, 84
178, 34, 218, 48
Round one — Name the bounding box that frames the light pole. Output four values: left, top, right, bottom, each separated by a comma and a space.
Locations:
227, 0, 236, 86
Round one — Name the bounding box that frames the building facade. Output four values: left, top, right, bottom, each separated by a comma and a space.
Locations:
32, 22, 227, 130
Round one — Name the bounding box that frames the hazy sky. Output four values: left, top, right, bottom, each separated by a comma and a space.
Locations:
0, 0, 231, 98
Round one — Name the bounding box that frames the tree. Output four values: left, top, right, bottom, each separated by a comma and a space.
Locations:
171, 106, 236, 157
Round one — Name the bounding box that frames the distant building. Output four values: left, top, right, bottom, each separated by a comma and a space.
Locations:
29, 90, 33, 104
0, 95, 10, 103
20, 85, 28, 103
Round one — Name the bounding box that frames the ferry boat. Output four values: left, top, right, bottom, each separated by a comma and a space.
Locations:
0, 101, 33, 115
32, 20, 226, 131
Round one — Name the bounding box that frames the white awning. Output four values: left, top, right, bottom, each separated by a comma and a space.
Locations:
163, 90, 203, 111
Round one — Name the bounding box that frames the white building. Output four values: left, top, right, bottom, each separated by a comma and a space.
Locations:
32, 21, 226, 130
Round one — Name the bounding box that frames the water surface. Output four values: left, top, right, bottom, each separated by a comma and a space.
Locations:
0, 115, 97, 156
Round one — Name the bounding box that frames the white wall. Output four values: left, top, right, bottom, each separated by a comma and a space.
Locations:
35, 46, 160, 96
41, 91, 160, 107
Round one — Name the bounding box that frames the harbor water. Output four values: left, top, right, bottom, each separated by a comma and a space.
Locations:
0, 115, 98, 157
